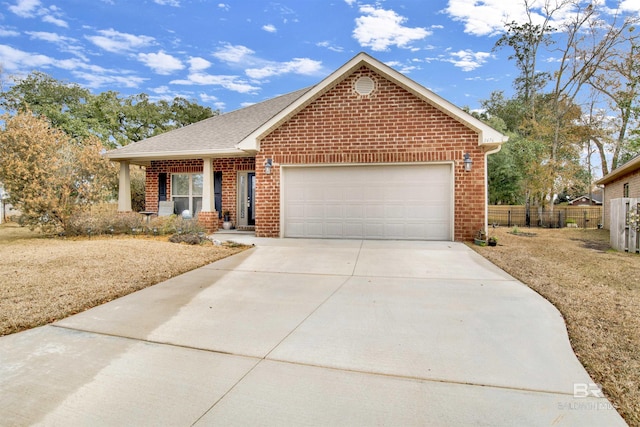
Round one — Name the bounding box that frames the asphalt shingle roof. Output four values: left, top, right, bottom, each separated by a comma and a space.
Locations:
107, 86, 312, 160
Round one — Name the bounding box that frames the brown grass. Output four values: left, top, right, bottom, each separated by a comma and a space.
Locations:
0, 222, 249, 336
472, 227, 640, 426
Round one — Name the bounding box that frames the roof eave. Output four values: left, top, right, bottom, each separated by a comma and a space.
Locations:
596, 155, 640, 185
106, 148, 255, 165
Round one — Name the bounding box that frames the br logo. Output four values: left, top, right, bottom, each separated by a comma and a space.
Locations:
573, 383, 604, 398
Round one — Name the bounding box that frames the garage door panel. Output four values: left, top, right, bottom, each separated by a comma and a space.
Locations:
345, 205, 364, 219
283, 165, 452, 240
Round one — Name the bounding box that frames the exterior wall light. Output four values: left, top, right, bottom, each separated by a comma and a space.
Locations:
463, 153, 473, 172
264, 158, 273, 175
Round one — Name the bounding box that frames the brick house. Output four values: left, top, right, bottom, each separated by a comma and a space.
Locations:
597, 154, 640, 229
107, 53, 507, 241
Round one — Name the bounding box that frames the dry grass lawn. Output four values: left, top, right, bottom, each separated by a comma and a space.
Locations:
472, 227, 639, 426
0, 222, 249, 337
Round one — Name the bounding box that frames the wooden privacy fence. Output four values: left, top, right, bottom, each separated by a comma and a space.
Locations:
488, 205, 603, 229
609, 198, 640, 253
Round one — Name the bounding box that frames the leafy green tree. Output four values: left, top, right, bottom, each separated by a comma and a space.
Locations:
0, 71, 218, 148
0, 111, 117, 232
0, 71, 95, 143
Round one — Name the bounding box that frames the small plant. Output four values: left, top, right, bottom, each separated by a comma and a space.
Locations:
488, 236, 498, 246
223, 210, 231, 222
511, 225, 519, 235
474, 228, 487, 246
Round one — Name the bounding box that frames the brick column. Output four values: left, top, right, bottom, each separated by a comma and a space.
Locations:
197, 211, 218, 233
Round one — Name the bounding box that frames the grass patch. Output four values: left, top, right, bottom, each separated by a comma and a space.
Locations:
0, 222, 249, 337
473, 227, 639, 425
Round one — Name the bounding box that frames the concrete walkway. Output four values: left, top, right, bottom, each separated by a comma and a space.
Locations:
0, 238, 626, 426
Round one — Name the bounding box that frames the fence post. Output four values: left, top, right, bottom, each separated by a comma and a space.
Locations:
508, 210, 511, 227
583, 210, 588, 229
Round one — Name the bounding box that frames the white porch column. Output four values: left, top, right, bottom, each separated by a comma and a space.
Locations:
202, 158, 215, 212
118, 161, 132, 212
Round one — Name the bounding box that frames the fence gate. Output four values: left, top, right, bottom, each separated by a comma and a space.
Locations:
610, 198, 639, 253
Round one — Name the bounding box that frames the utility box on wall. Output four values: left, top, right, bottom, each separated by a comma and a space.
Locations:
610, 198, 639, 253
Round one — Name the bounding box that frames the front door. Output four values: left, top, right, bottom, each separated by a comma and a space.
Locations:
237, 171, 256, 227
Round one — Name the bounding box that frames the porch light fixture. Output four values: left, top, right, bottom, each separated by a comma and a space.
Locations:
264, 158, 273, 175
463, 153, 473, 172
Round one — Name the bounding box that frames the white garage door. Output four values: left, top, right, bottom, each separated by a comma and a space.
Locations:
282, 164, 452, 240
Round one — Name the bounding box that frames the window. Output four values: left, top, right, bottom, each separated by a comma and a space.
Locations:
623, 183, 630, 198
171, 173, 202, 216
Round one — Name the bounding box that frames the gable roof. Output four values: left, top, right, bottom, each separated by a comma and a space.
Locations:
107, 87, 312, 164
107, 52, 508, 165
596, 154, 640, 186
568, 193, 603, 205
238, 52, 508, 153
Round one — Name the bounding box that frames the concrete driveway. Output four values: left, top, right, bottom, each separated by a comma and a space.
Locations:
0, 238, 626, 426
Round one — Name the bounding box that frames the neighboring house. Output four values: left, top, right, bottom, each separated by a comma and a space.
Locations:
107, 53, 508, 241
568, 190, 603, 206
596, 154, 640, 229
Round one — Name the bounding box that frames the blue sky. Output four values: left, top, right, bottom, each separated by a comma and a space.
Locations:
1, 0, 639, 113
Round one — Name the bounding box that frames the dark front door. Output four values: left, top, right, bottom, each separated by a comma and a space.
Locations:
248, 172, 255, 226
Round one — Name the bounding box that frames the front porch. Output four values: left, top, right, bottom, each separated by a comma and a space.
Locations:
117, 157, 256, 233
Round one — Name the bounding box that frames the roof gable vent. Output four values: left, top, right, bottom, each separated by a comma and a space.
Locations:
354, 76, 375, 95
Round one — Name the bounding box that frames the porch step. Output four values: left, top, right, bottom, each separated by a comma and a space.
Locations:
236, 226, 255, 231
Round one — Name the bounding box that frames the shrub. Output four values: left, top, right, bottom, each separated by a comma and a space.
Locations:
168, 232, 208, 245
63, 210, 207, 237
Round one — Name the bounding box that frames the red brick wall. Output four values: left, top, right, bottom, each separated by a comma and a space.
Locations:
145, 158, 255, 229
256, 66, 486, 241
602, 168, 640, 229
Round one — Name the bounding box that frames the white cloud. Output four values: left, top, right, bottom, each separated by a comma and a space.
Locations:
171, 73, 259, 94
72, 71, 146, 89
344, 0, 356, 6
41, 14, 67, 27
446, 49, 491, 71
317, 41, 344, 52
199, 93, 219, 103
385, 60, 419, 74
443, 0, 596, 37
213, 43, 255, 64
138, 50, 184, 75
262, 24, 277, 33
444, 0, 525, 36
189, 57, 211, 71
218, 3, 230, 11
150, 85, 171, 94
246, 57, 323, 79
8, 0, 41, 17
0, 28, 20, 37
0, 43, 52, 70
26, 31, 74, 44
353, 5, 430, 51
86, 29, 155, 53
213, 43, 323, 82
199, 93, 225, 109
8, 0, 68, 27
26, 31, 87, 60
154, 0, 180, 6
618, 0, 640, 12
